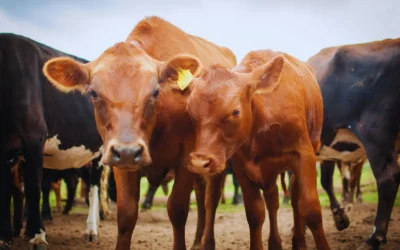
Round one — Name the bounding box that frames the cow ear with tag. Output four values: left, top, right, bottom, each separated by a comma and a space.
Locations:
158, 54, 202, 91
250, 55, 284, 94
43, 57, 90, 93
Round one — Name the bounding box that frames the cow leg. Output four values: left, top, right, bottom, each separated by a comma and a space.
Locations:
84, 160, 102, 242
355, 128, 400, 249
80, 178, 87, 200
289, 174, 307, 250
141, 183, 159, 210
281, 171, 290, 204
320, 160, 350, 231
200, 172, 226, 250
99, 165, 111, 220
161, 181, 169, 195
338, 161, 352, 206
231, 170, 243, 205
292, 150, 330, 250
167, 167, 195, 250
12, 181, 24, 238
350, 161, 364, 204
232, 163, 265, 250
220, 174, 226, 205
52, 180, 62, 214
62, 170, 79, 215
263, 183, 282, 250
114, 168, 141, 250
41, 177, 53, 221
0, 164, 13, 249
283, 170, 293, 204
191, 176, 206, 250
23, 140, 47, 249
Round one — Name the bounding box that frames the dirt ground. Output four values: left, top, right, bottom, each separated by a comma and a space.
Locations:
11, 199, 400, 250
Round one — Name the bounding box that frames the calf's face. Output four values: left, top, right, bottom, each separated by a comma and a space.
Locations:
42, 42, 200, 170
186, 56, 285, 175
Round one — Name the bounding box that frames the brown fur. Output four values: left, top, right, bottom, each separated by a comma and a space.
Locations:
42, 16, 236, 250
183, 50, 330, 249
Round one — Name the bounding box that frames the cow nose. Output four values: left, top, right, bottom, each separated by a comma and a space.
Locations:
111, 144, 144, 163
190, 157, 211, 169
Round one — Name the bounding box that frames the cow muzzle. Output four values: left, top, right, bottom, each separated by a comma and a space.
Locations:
188, 153, 223, 175
101, 139, 152, 169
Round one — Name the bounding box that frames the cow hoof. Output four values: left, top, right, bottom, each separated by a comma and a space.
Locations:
344, 203, 354, 213
83, 233, 99, 242
357, 196, 363, 204
190, 244, 201, 250
141, 201, 152, 210
41, 213, 53, 222
99, 211, 105, 221
13, 229, 21, 237
29, 243, 48, 250
0, 240, 12, 250
232, 194, 243, 205
356, 242, 373, 250
282, 196, 290, 204
332, 207, 350, 231
62, 208, 71, 215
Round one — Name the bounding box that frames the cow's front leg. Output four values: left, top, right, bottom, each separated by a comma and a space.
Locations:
0, 161, 13, 250
200, 172, 226, 250
168, 167, 195, 250
114, 168, 141, 250
23, 139, 47, 250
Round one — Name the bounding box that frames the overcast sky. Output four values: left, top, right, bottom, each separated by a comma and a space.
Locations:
1, 0, 399, 62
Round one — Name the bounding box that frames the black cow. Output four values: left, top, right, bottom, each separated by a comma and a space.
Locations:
0, 33, 107, 249
308, 39, 400, 249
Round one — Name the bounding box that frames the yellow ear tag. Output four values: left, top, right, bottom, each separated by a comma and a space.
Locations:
176, 68, 193, 90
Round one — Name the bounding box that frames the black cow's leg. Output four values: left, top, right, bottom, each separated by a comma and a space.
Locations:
0, 162, 13, 249
12, 182, 24, 238
141, 184, 159, 210
62, 170, 79, 215
23, 139, 47, 249
320, 160, 350, 231
84, 158, 102, 241
41, 176, 53, 221
356, 126, 400, 249
231, 170, 243, 205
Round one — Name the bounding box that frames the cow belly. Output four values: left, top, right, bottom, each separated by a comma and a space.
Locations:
43, 135, 101, 170
317, 129, 366, 163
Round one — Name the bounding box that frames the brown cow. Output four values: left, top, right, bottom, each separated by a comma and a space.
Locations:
174, 50, 331, 249
42, 16, 236, 250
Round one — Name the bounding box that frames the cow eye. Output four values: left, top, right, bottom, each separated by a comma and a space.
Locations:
232, 109, 240, 117
89, 90, 98, 98
153, 89, 160, 98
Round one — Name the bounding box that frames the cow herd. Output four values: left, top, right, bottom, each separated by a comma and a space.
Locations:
0, 15, 399, 250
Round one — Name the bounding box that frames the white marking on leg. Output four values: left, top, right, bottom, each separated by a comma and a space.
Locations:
341, 163, 351, 180
85, 185, 99, 237
100, 165, 111, 217
29, 229, 48, 245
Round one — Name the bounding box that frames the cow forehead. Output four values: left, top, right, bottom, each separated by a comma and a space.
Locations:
89, 53, 159, 103
188, 80, 242, 119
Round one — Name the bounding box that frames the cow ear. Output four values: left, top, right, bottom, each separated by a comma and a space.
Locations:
158, 54, 202, 91
251, 56, 284, 93
43, 57, 90, 93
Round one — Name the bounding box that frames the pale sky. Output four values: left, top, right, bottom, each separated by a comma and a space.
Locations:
1, 0, 399, 62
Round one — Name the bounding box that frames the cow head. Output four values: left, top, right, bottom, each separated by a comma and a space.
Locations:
184, 56, 285, 175
42, 42, 201, 170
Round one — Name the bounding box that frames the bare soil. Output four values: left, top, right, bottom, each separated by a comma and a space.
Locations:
11, 199, 400, 250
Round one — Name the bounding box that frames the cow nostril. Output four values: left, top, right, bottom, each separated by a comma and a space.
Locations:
203, 161, 210, 169
111, 146, 120, 160
133, 145, 144, 161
